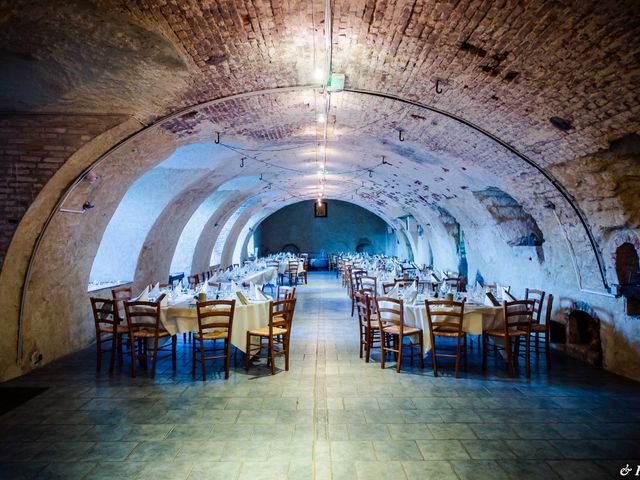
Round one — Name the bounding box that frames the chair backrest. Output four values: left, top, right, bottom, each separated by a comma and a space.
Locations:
376, 296, 404, 331
90, 297, 117, 334
276, 285, 296, 301
416, 278, 432, 294
394, 278, 414, 289
196, 299, 236, 334
270, 298, 296, 333
401, 266, 417, 278
266, 260, 279, 268
124, 294, 166, 335
444, 277, 463, 292
351, 269, 365, 293
360, 276, 377, 299
188, 274, 199, 289
354, 292, 372, 328
382, 282, 396, 294
112, 286, 133, 322
288, 260, 298, 275
502, 299, 535, 333
159, 283, 172, 289
525, 288, 545, 323
425, 299, 465, 335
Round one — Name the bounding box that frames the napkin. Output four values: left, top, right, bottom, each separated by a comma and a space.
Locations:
257, 288, 269, 301
236, 291, 249, 305
135, 285, 149, 302
250, 282, 258, 299
405, 288, 418, 305
149, 282, 161, 298
160, 294, 168, 307
387, 284, 399, 298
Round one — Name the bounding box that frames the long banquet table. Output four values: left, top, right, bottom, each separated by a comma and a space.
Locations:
160, 296, 270, 353
403, 300, 504, 353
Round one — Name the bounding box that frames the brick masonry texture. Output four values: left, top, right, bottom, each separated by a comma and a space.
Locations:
0, 114, 127, 268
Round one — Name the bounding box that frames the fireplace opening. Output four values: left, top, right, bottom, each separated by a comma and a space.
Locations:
551, 302, 602, 367
615, 242, 640, 316
565, 307, 602, 367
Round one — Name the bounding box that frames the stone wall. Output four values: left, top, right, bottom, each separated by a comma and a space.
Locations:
255, 199, 396, 258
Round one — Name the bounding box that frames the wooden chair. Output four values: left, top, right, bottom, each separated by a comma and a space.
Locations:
193, 299, 236, 380
360, 276, 378, 301
90, 297, 127, 373
530, 293, 553, 369
482, 299, 535, 377
124, 294, 176, 379
287, 261, 299, 286
525, 288, 545, 323
382, 283, 396, 294
425, 299, 466, 378
394, 278, 414, 289
276, 285, 296, 301
355, 292, 381, 363
245, 298, 296, 375
187, 274, 199, 289
111, 285, 133, 324
297, 258, 309, 284
444, 277, 463, 292
376, 296, 424, 372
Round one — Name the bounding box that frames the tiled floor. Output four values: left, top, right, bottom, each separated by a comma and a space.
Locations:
1, 271, 639, 479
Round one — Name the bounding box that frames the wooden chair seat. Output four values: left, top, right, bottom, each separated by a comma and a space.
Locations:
432, 327, 463, 337
194, 330, 228, 340
384, 325, 422, 336
132, 328, 171, 338
248, 326, 288, 337
484, 328, 527, 337
98, 324, 129, 335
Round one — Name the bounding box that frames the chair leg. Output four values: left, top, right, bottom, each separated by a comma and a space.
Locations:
359, 325, 364, 359
245, 332, 251, 370
525, 335, 531, 378
365, 329, 372, 363
454, 336, 461, 378
505, 337, 515, 377
150, 339, 160, 380
109, 335, 117, 373
430, 336, 438, 377
130, 336, 137, 378
269, 338, 276, 375
418, 332, 424, 369
224, 339, 231, 379
380, 332, 386, 369
284, 336, 290, 371
396, 335, 403, 373
200, 337, 206, 381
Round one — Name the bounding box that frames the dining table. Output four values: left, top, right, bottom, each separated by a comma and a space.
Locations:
402, 296, 504, 353
159, 293, 270, 352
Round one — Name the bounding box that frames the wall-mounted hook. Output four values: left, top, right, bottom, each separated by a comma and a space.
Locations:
368, 170, 373, 178
435, 79, 443, 94
398, 129, 405, 142
214, 132, 220, 144
382, 156, 390, 165
267, 183, 272, 189
259, 173, 263, 181
240, 157, 245, 168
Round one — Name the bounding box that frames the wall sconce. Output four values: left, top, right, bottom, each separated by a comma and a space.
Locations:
417, 225, 423, 236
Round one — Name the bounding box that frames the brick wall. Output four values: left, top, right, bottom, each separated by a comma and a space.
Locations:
0, 114, 126, 270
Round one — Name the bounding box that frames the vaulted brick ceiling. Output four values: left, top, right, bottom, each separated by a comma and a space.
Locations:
1, 0, 639, 276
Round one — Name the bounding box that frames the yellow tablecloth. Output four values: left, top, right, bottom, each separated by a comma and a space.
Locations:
160, 298, 270, 352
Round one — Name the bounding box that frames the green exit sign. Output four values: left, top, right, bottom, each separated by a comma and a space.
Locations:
328, 73, 345, 91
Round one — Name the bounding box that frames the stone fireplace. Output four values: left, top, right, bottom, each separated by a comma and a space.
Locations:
550, 301, 603, 366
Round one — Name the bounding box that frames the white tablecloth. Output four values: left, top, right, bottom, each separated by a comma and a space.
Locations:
242, 267, 277, 285
160, 298, 270, 352
403, 302, 503, 352
278, 261, 304, 275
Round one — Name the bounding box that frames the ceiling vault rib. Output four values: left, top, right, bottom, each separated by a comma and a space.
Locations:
344, 87, 610, 292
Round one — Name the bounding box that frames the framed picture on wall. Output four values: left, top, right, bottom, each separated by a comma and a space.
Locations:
314, 200, 328, 217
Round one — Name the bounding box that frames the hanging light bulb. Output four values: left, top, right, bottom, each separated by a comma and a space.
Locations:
313, 68, 324, 82
317, 113, 326, 124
